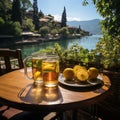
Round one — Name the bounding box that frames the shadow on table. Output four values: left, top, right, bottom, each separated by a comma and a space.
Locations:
18, 83, 63, 105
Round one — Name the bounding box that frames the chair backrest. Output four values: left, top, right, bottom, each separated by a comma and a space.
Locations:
0, 48, 23, 75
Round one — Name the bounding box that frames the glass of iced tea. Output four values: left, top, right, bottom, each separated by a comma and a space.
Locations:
42, 55, 59, 87
24, 52, 46, 84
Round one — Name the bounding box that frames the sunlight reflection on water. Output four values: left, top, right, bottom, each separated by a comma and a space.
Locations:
12, 35, 102, 59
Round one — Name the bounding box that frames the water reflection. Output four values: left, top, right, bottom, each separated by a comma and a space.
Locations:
18, 83, 63, 104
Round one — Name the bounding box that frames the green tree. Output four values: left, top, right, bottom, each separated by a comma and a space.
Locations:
51, 29, 58, 36
95, 0, 120, 37
61, 6, 67, 27
0, 17, 5, 34
11, 0, 22, 24
39, 10, 44, 18
0, 21, 21, 36
12, 22, 22, 36
94, 0, 120, 70
86, 0, 120, 70
20, 0, 32, 19
76, 25, 82, 34
23, 18, 35, 31
83, 0, 120, 38
0, 0, 12, 21
82, 0, 120, 70
59, 27, 69, 39
39, 26, 50, 37
78, 25, 81, 32
33, 0, 39, 30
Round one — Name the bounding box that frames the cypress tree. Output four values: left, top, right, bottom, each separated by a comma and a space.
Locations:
39, 10, 44, 18
11, 0, 22, 24
61, 6, 67, 27
33, 0, 39, 30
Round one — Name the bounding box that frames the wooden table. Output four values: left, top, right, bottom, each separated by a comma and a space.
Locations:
0, 69, 111, 113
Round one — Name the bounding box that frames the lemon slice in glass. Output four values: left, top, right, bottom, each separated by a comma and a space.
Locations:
34, 71, 41, 80
76, 69, 89, 81
63, 68, 74, 80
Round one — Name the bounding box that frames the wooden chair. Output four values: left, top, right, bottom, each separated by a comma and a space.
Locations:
0, 49, 52, 119
0, 48, 23, 75
0, 48, 23, 119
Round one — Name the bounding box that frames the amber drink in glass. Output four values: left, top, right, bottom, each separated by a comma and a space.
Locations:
24, 52, 46, 84
42, 55, 59, 87
32, 57, 43, 83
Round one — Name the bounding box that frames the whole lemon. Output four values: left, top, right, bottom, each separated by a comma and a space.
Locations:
88, 67, 99, 80
63, 68, 74, 80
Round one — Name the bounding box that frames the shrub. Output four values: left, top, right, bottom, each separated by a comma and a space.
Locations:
38, 41, 120, 72
39, 26, 50, 37
38, 43, 99, 71
51, 29, 58, 36
95, 35, 120, 71
23, 18, 35, 31
59, 27, 69, 39
0, 20, 21, 36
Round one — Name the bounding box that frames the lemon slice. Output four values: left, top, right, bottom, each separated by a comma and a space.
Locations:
34, 71, 41, 80
63, 68, 74, 80
88, 67, 99, 80
76, 69, 89, 81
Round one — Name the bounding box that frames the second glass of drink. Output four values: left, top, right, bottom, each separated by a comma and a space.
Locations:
42, 55, 59, 87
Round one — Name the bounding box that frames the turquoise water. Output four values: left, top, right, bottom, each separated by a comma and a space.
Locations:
13, 35, 101, 59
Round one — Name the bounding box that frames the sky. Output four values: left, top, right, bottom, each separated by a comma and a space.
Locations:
30, 0, 102, 21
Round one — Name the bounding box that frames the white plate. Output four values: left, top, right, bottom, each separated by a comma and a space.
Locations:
58, 74, 103, 88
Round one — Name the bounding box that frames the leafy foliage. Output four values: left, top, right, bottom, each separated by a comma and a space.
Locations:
33, 0, 39, 30
39, 26, 50, 37
38, 41, 120, 71
51, 29, 58, 36
82, 0, 120, 71
39, 10, 44, 18
11, 0, 22, 24
59, 27, 69, 39
95, 35, 120, 71
93, 0, 120, 71
20, 0, 32, 19
22, 18, 35, 31
95, 0, 120, 37
0, 0, 12, 21
0, 17, 21, 36
38, 43, 101, 71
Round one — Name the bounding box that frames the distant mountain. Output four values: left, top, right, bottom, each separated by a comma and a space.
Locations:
67, 19, 102, 35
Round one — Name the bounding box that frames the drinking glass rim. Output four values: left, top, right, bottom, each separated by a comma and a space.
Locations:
31, 52, 46, 57
31, 52, 59, 60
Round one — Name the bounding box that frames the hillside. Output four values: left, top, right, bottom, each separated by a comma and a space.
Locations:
67, 19, 102, 35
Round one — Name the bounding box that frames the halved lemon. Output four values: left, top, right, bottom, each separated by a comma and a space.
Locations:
63, 68, 74, 80
73, 65, 86, 76
76, 69, 89, 81
88, 67, 98, 80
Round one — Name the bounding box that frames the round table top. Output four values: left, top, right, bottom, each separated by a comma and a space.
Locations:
0, 69, 111, 112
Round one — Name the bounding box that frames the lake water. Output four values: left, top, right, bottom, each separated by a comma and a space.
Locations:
13, 35, 101, 59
